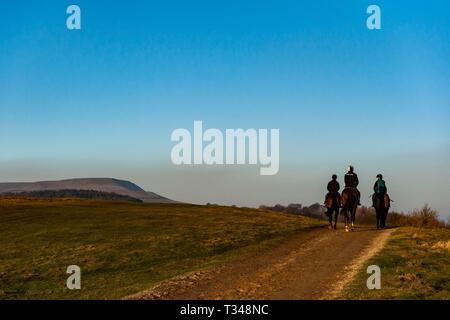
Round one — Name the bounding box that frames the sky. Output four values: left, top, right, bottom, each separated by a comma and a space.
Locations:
0, 1, 449, 218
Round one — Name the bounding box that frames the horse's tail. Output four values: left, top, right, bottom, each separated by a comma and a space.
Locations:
341, 189, 349, 208
325, 194, 333, 209
384, 193, 391, 209
341, 188, 356, 208
325, 192, 341, 209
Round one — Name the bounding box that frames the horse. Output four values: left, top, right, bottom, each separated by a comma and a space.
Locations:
324, 192, 340, 230
373, 193, 391, 229
340, 188, 359, 232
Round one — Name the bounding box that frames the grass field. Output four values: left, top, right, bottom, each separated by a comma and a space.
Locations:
0, 198, 323, 299
339, 227, 450, 299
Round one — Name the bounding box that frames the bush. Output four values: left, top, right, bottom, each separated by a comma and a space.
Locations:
407, 205, 443, 228
383, 205, 445, 229
261, 202, 447, 229
259, 203, 326, 220
356, 206, 376, 224
354, 205, 446, 229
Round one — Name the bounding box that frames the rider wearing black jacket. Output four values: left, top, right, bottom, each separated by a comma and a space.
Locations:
344, 165, 361, 205
327, 174, 340, 194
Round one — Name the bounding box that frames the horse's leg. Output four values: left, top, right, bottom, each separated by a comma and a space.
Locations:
376, 209, 380, 229
343, 207, 349, 232
378, 209, 381, 229
351, 205, 356, 231
346, 212, 350, 232
385, 209, 389, 228
327, 209, 332, 229
334, 207, 338, 230
382, 209, 387, 228
380, 208, 384, 229
342, 207, 345, 230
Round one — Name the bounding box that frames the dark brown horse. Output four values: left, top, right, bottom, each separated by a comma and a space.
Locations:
340, 188, 359, 232
373, 193, 391, 229
325, 193, 340, 230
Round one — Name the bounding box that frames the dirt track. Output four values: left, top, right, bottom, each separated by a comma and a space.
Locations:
128, 226, 394, 300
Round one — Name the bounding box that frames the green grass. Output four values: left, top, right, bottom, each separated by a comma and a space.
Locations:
339, 227, 450, 299
0, 198, 323, 299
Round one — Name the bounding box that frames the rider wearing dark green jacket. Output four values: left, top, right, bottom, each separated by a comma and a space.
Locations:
373, 174, 387, 194
372, 174, 388, 207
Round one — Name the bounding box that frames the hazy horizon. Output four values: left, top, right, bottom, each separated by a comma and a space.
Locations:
1, 144, 449, 219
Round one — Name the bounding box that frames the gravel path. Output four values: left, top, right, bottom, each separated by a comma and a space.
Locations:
127, 226, 394, 300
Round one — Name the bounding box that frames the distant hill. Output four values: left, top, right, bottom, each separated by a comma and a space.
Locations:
0, 178, 176, 203
1, 189, 143, 202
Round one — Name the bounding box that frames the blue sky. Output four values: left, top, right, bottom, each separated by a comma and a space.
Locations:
0, 1, 449, 217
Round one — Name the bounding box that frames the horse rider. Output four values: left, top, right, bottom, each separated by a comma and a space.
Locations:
327, 174, 341, 205
325, 174, 341, 228
344, 165, 361, 205
327, 174, 340, 195
372, 174, 387, 207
